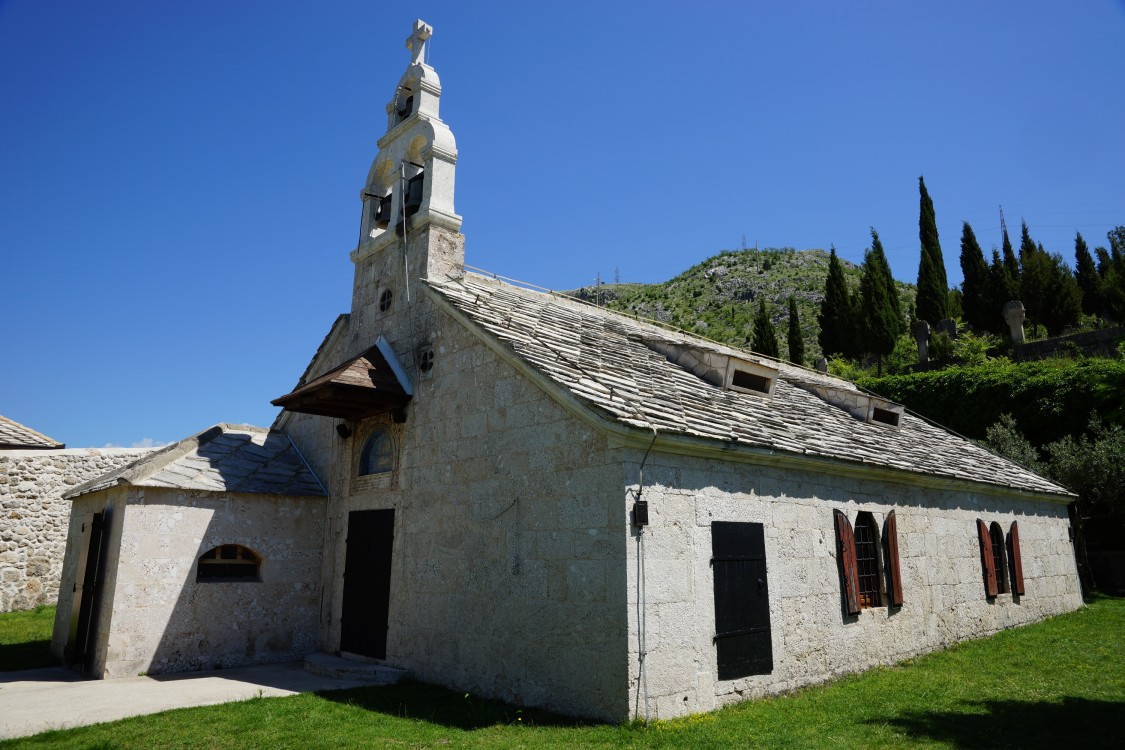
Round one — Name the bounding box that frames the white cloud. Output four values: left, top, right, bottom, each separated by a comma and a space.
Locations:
99, 437, 169, 449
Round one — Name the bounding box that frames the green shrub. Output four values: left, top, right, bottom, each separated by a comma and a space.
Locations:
860, 358, 1125, 445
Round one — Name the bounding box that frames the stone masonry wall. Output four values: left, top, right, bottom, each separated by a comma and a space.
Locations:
51, 486, 325, 678
0, 448, 152, 612
285, 300, 630, 721
622, 451, 1083, 720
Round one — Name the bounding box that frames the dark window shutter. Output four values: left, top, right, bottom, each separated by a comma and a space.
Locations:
883, 510, 904, 606
1009, 521, 1025, 595
834, 510, 861, 615
977, 519, 998, 598
711, 522, 772, 679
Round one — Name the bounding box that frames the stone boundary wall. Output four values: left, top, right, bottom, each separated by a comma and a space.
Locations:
0, 447, 153, 612
1012, 326, 1124, 361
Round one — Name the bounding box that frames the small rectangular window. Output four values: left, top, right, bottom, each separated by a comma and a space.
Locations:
871, 407, 901, 427
731, 370, 771, 393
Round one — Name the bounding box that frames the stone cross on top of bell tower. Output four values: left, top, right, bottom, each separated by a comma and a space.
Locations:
406, 19, 432, 66
350, 19, 463, 288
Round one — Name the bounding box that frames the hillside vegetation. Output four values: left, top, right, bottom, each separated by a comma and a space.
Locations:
569, 248, 916, 363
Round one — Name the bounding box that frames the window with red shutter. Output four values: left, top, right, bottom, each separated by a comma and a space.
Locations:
1009, 521, 1025, 595
883, 510, 904, 606
834, 510, 861, 616
977, 519, 998, 597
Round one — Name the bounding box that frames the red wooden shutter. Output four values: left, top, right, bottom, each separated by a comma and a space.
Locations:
977, 519, 998, 597
1009, 521, 1025, 595
884, 510, 904, 606
835, 510, 861, 615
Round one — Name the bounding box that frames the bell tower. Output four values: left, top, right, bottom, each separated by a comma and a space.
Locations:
350, 19, 464, 320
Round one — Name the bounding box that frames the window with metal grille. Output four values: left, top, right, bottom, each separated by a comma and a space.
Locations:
853, 512, 881, 608
197, 544, 261, 582
990, 522, 1010, 594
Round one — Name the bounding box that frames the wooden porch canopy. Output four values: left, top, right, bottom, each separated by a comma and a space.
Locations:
271, 341, 412, 420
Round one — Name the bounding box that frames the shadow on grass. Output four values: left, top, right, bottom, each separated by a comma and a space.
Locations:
0, 639, 55, 672
875, 697, 1125, 749
318, 679, 597, 730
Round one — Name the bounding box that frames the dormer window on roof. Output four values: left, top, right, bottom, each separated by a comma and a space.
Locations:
724, 357, 778, 396
789, 379, 904, 429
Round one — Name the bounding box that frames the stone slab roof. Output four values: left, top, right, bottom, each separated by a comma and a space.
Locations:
428, 273, 1070, 498
0, 415, 63, 450
65, 424, 326, 499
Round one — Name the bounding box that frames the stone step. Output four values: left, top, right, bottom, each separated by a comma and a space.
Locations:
302, 653, 409, 685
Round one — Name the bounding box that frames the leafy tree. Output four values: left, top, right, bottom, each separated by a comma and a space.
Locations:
986, 414, 1045, 474
915, 177, 950, 324
818, 246, 857, 357
1095, 246, 1112, 278
752, 298, 780, 358
959, 222, 991, 331
860, 229, 905, 373
1074, 231, 1102, 316
786, 295, 805, 365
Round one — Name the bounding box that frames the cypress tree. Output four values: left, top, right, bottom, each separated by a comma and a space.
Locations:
818, 246, 856, 358
988, 249, 1018, 333
958, 222, 990, 331
1095, 246, 1112, 278
1020, 247, 1082, 336
915, 176, 949, 324
1074, 231, 1102, 316
1018, 220, 1037, 265
1102, 226, 1125, 322
860, 229, 905, 373
752, 298, 780, 358
786, 295, 805, 365
1002, 225, 1020, 288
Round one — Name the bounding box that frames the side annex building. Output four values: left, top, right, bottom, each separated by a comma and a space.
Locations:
52, 20, 1083, 722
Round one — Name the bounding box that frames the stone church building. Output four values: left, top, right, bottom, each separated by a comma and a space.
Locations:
52, 20, 1082, 722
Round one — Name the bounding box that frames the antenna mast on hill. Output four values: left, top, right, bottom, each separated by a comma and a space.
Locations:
999, 205, 1008, 237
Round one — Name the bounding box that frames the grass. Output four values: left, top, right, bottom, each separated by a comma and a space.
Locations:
2, 597, 1123, 749
0, 606, 56, 672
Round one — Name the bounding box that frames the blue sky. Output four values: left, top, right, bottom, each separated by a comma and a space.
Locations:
2, 1, 1123, 448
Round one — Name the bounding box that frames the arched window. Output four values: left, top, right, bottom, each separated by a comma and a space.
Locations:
990, 522, 1010, 594
359, 429, 394, 476
853, 512, 882, 608
197, 544, 261, 582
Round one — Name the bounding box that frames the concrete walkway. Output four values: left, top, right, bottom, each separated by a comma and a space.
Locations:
0, 661, 384, 740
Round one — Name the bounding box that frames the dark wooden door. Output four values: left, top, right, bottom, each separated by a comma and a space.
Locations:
65, 508, 112, 674
711, 521, 773, 679
340, 509, 395, 659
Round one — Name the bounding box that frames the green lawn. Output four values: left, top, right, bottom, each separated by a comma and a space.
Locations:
0, 606, 56, 672
3, 598, 1123, 749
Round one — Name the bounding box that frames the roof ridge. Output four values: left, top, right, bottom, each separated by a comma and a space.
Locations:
64, 423, 271, 499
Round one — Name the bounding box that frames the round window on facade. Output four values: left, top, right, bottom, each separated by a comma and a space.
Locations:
379, 289, 394, 312
359, 429, 394, 475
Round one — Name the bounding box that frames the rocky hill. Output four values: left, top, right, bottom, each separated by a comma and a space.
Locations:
568, 248, 916, 363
